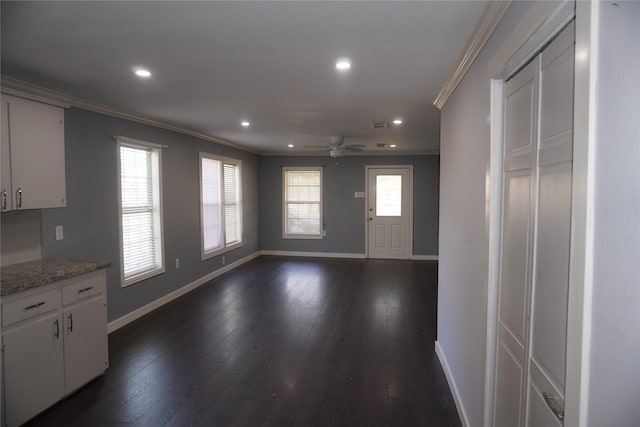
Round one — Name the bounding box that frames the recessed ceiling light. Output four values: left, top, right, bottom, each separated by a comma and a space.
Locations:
336, 59, 351, 71
241, 121, 250, 127
133, 67, 152, 78
288, 144, 294, 148
390, 144, 397, 148
393, 119, 403, 125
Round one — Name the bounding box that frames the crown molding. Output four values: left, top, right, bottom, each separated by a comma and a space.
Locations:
433, 0, 512, 110
260, 149, 440, 157
0, 75, 257, 154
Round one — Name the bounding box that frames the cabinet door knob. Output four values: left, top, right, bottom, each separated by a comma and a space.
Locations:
67, 313, 74, 332
54, 319, 60, 339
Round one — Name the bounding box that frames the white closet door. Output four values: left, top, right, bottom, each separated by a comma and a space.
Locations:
494, 56, 538, 427
527, 21, 575, 426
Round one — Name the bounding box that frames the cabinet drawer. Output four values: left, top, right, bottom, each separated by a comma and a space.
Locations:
62, 273, 104, 306
2, 289, 60, 327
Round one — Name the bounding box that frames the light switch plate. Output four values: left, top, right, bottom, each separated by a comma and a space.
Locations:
55, 225, 64, 241
354, 191, 365, 198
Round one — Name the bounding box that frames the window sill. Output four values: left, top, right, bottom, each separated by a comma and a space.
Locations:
201, 241, 243, 261
282, 234, 324, 240
122, 267, 165, 287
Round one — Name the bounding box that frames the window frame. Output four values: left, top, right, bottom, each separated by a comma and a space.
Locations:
282, 166, 324, 240
199, 152, 243, 260
116, 137, 165, 287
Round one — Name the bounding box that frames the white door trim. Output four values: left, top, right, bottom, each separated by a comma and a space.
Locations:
482, 1, 599, 426
364, 165, 413, 259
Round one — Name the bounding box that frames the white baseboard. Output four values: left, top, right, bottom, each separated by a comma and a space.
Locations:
107, 251, 261, 333
435, 341, 471, 427
260, 250, 366, 259
410, 254, 439, 261
261, 250, 438, 261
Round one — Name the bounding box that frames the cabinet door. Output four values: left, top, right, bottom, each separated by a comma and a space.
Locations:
7, 95, 66, 210
2, 312, 65, 427
1, 96, 12, 211
63, 297, 108, 392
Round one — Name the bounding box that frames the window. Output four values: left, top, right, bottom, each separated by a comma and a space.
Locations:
283, 167, 323, 239
376, 175, 402, 216
117, 137, 164, 286
200, 153, 242, 258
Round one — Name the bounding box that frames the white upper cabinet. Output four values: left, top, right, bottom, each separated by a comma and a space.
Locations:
0, 94, 66, 211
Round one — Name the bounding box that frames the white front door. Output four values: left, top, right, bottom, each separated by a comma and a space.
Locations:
366, 166, 412, 259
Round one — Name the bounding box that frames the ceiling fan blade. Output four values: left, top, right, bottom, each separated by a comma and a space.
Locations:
346, 144, 366, 148
304, 145, 330, 148
344, 146, 364, 152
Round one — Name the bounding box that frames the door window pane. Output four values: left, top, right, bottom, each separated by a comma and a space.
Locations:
376, 175, 402, 216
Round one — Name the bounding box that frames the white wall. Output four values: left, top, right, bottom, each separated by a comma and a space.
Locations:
1, 210, 42, 266
436, 2, 534, 426
588, 2, 640, 425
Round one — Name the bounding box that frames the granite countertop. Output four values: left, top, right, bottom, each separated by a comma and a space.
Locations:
1, 258, 111, 296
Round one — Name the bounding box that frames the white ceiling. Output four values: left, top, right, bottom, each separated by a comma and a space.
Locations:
1, 1, 487, 156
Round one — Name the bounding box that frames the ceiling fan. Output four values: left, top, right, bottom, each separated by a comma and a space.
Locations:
306, 136, 365, 158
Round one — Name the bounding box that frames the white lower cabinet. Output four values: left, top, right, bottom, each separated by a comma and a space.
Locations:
63, 296, 108, 393
2, 311, 65, 427
1, 270, 108, 427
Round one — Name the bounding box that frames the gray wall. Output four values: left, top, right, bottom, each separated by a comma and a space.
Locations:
437, 2, 533, 426
41, 108, 260, 322
260, 155, 439, 255
588, 2, 640, 425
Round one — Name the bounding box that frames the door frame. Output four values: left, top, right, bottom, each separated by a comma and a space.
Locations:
482, 1, 597, 426
364, 165, 413, 259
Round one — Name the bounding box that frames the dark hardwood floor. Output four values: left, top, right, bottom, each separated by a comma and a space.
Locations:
25, 257, 461, 427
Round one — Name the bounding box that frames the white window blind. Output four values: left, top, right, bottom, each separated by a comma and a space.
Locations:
202, 158, 222, 252
200, 153, 243, 258
224, 163, 241, 245
118, 141, 164, 285
283, 168, 323, 238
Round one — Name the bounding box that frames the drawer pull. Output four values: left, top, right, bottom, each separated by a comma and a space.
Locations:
543, 391, 565, 422
78, 286, 94, 294
24, 301, 45, 311
67, 313, 73, 332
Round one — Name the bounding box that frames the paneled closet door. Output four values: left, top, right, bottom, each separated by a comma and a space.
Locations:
494, 20, 575, 427
494, 56, 539, 427
527, 21, 575, 426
